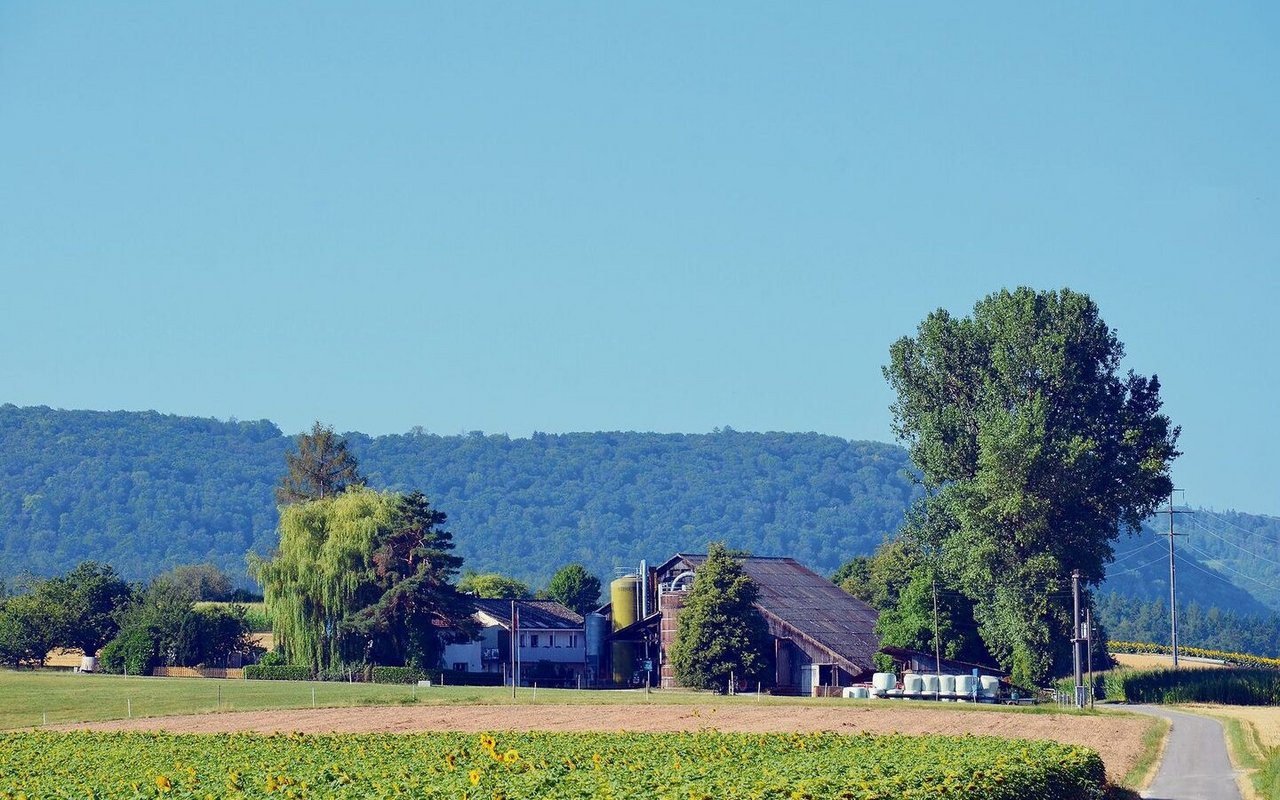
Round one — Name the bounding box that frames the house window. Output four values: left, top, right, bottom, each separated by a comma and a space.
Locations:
529, 634, 539, 648
568, 634, 578, 648
545, 634, 554, 648
452, 662, 468, 672
519, 634, 527, 648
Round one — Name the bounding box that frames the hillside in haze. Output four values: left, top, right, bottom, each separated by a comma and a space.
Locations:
0, 405, 915, 587
2, 404, 1276, 616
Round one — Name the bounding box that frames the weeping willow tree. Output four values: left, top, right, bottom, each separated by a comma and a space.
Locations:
253, 486, 478, 672
253, 487, 397, 671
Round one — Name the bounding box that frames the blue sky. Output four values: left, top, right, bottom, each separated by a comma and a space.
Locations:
2, 3, 1277, 514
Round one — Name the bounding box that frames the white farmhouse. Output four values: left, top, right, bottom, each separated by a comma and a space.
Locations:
442, 598, 586, 687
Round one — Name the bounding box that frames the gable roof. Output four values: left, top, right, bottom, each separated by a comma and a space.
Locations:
661, 553, 879, 675
472, 598, 584, 630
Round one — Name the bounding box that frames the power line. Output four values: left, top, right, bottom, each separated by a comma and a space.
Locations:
1181, 517, 1280, 568
1109, 554, 1175, 575
1108, 538, 1165, 566
1181, 541, 1279, 589
1196, 508, 1280, 544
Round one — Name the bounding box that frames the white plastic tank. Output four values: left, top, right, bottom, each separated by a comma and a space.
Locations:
903, 674, 924, 695
954, 675, 977, 696
842, 686, 871, 699
80, 656, 97, 673
938, 674, 956, 694
979, 675, 1000, 698
922, 674, 940, 694
871, 672, 896, 694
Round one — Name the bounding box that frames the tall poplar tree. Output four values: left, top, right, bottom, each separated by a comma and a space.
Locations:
884, 287, 1180, 685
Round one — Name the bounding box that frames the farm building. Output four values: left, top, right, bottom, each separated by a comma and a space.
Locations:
440, 598, 586, 687
599, 554, 880, 694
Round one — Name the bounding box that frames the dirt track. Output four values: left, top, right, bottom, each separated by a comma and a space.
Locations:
63, 702, 1150, 781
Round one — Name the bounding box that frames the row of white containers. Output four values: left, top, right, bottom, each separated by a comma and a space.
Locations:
842, 673, 999, 700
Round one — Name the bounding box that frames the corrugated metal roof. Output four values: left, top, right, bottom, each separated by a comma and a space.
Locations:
472, 598, 583, 630
671, 554, 880, 674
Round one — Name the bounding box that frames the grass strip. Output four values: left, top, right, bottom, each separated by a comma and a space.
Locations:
0, 669, 1094, 731
1116, 715, 1169, 793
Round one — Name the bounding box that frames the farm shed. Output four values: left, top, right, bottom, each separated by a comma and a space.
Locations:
602, 554, 880, 694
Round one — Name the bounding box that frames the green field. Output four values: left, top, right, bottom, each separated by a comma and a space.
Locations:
0, 729, 1108, 799
1, 669, 1086, 731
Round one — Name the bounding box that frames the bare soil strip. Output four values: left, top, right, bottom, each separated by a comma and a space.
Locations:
62, 703, 1149, 781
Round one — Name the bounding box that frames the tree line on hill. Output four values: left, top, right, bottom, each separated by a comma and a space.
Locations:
1, 402, 1275, 622
0, 405, 917, 589
1093, 592, 1280, 658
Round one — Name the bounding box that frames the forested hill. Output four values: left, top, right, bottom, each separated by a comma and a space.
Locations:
0, 405, 916, 587
3, 404, 1277, 615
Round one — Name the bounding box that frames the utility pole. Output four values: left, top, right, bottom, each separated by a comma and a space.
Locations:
1085, 608, 1094, 709
932, 578, 942, 701
1072, 570, 1084, 708
1157, 490, 1190, 669
1168, 492, 1178, 668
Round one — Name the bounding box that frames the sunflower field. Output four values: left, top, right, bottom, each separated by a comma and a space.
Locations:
0, 729, 1105, 800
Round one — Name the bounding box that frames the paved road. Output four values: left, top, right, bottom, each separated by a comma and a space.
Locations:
1127, 705, 1243, 800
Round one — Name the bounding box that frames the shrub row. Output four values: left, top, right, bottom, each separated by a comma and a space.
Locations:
1116, 668, 1280, 706
243, 664, 505, 685
0, 729, 1108, 799
1109, 641, 1280, 670
243, 665, 312, 681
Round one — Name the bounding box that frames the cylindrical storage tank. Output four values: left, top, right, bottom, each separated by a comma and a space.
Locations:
871, 672, 896, 694
585, 613, 607, 658
922, 674, 940, 694
938, 674, 956, 694
611, 641, 635, 685
955, 675, 976, 696
903, 674, 924, 695
979, 675, 1000, 698
610, 576, 639, 631
80, 656, 97, 673
854, 686, 871, 699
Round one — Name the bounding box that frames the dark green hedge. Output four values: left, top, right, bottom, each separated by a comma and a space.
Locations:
370, 667, 504, 686
1117, 668, 1280, 705
244, 665, 312, 681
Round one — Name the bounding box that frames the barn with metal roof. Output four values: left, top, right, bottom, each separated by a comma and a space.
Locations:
604, 553, 880, 694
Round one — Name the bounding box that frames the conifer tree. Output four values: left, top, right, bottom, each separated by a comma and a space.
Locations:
669, 544, 770, 692
276, 421, 364, 505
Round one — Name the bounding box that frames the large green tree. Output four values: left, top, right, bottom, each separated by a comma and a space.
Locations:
457, 572, 532, 600
37, 561, 134, 655
834, 540, 988, 667
0, 592, 68, 667
254, 487, 476, 671
669, 544, 771, 692
542, 563, 602, 615
276, 421, 365, 505
884, 287, 1179, 685
344, 492, 479, 668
